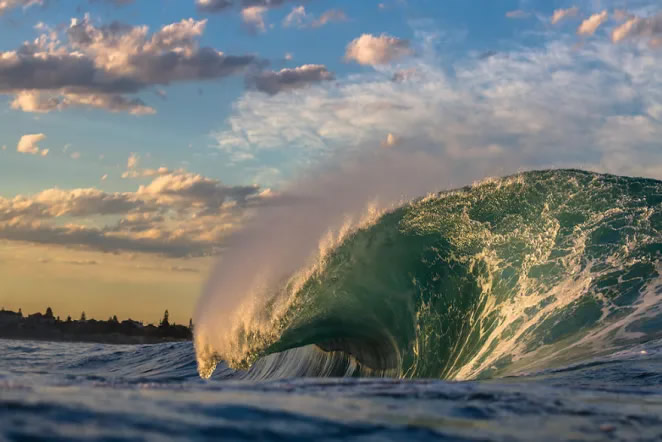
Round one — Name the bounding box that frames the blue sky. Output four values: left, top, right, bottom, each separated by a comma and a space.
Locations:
0, 0, 660, 322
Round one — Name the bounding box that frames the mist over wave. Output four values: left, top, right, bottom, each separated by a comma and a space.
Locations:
194, 148, 517, 376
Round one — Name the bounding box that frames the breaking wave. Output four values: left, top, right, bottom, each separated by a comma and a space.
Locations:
195, 170, 662, 381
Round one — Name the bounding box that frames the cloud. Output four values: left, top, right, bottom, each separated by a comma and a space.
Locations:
577, 11, 608, 36
506, 10, 531, 19
211, 33, 662, 181
381, 133, 399, 148
551, 7, 579, 25
0, 170, 269, 256
282, 5, 305, 27
10, 90, 155, 115
611, 12, 662, 47
247, 64, 334, 94
196, 0, 233, 12
127, 152, 139, 169
17, 133, 48, 156
344, 33, 413, 66
0, 16, 257, 114
241, 6, 267, 32
122, 166, 173, 179
0, 0, 42, 15
283, 6, 347, 29
197, 0, 302, 13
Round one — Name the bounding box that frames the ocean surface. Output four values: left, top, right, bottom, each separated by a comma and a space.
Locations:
3, 170, 662, 441
1, 339, 662, 441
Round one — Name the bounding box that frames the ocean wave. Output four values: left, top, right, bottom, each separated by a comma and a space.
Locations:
195, 170, 662, 381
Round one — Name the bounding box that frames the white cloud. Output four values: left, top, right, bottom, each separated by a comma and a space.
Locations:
211, 33, 662, 181
283, 6, 347, 29
241, 6, 267, 33
127, 153, 140, 169
283, 5, 306, 27
577, 11, 608, 36
17, 133, 47, 156
345, 33, 413, 66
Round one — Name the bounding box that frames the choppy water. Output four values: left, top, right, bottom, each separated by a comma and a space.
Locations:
1, 339, 662, 441
3, 170, 662, 441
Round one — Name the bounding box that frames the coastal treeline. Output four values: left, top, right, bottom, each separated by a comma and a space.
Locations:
0, 307, 193, 345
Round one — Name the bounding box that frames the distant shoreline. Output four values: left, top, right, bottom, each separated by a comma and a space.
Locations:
0, 308, 193, 346
0, 334, 191, 346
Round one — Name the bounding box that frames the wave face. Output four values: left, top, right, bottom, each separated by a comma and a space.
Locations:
195, 170, 662, 381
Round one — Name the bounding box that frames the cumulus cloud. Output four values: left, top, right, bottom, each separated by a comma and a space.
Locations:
283, 6, 347, 28
611, 12, 662, 47
551, 7, 579, 25
0, 170, 269, 256
16, 133, 48, 156
0, 16, 257, 114
241, 6, 268, 32
344, 33, 413, 66
247, 64, 334, 94
577, 11, 608, 36
211, 33, 662, 181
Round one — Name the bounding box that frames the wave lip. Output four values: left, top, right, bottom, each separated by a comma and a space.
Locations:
195, 169, 662, 381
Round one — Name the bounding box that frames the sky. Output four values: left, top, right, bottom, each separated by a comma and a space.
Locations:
0, 0, 661, 324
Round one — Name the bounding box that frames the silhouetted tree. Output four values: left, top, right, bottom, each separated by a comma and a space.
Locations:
188, 318, 194, 331
112, 315, 119, 323
18, 308, 22, 317
80, 312, 86, 321
160, 310, 170, 328
45, 307, 54, 319
66, 316, 72, 322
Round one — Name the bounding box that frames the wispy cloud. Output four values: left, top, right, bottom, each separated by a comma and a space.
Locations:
212, 32, 662, 180
283, 6, 347, 29
0, 0, 43, 15
611, 12, 662, 47
551, 7, 579, 25
506, 10, 531, 19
